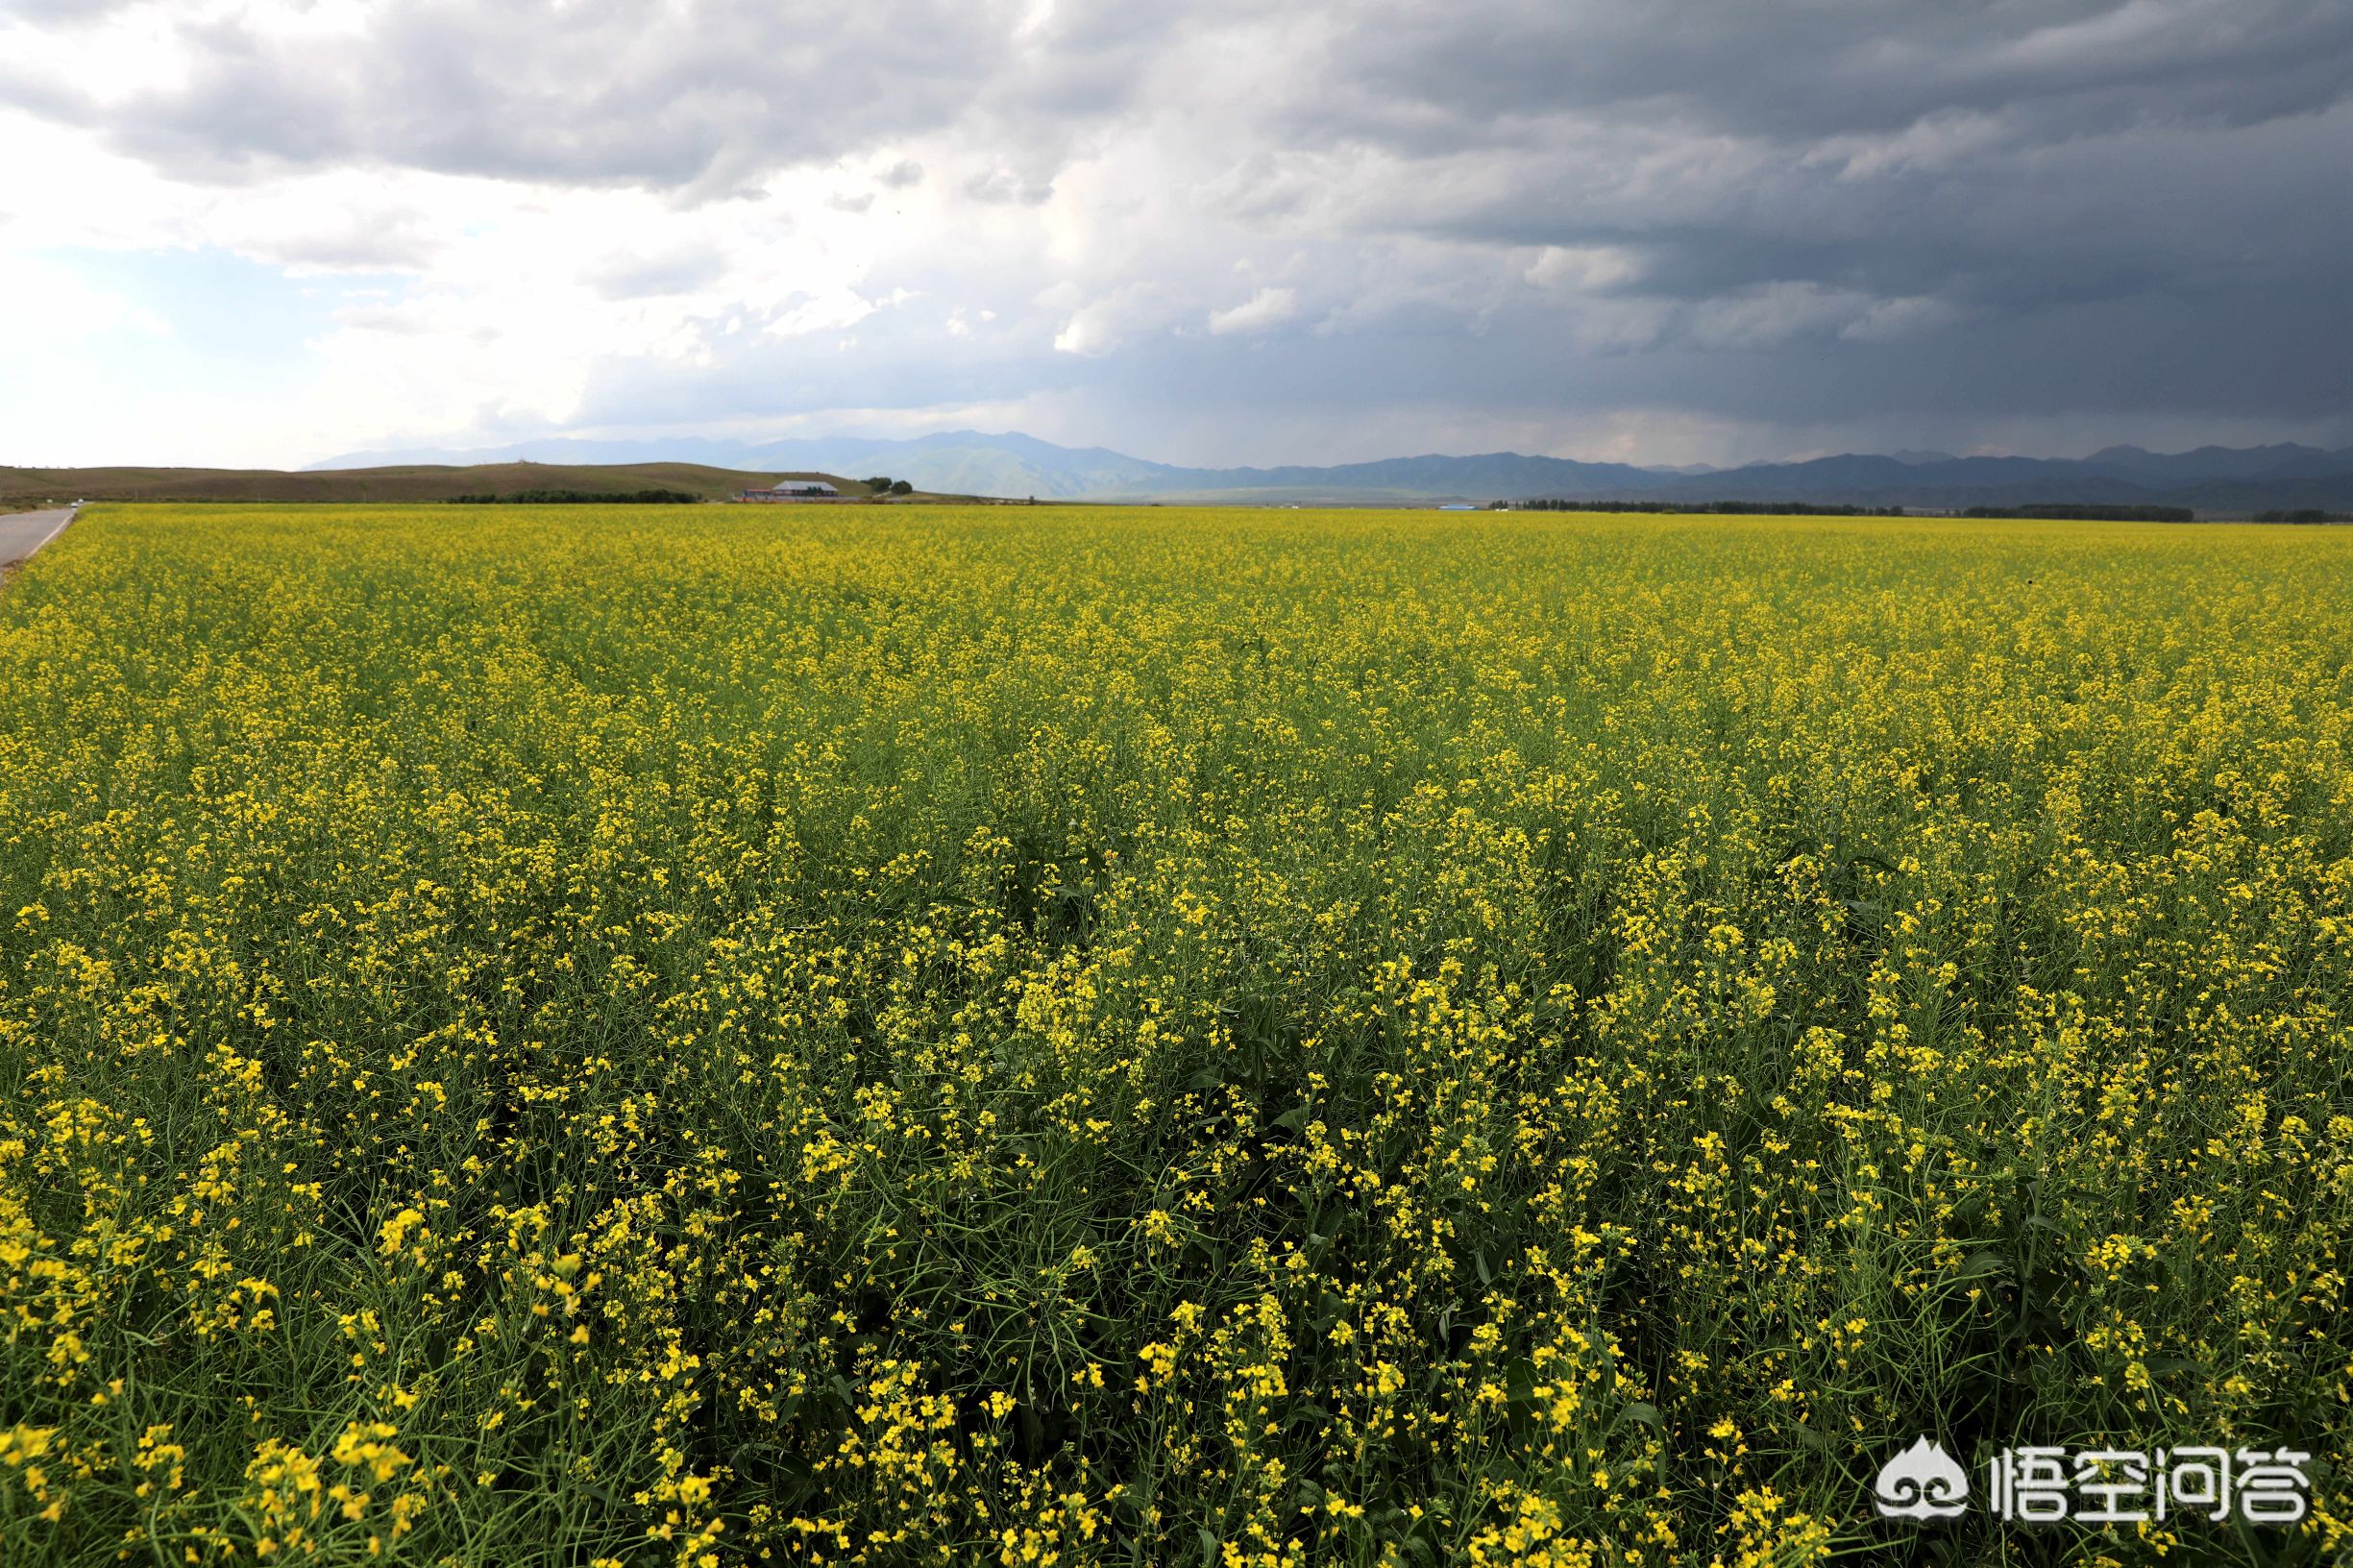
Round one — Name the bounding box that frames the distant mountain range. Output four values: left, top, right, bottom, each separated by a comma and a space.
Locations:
314, 432, 2353, 512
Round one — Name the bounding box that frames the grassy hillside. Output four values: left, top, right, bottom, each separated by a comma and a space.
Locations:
0, 461, 870, 506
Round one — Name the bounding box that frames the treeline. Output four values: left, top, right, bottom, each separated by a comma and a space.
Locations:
1505, 499, 1907, 516
2252, 509, 2351, 524
446, 489, 703, 504
1962, 504, 2194, 523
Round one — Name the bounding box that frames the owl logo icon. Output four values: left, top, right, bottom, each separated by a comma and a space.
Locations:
1875, 1437, 1970, 1520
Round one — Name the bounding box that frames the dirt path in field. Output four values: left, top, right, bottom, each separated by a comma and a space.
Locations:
0, 505, 80, 584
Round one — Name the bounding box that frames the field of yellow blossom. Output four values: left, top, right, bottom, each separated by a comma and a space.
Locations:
1, 502, 2348, 1566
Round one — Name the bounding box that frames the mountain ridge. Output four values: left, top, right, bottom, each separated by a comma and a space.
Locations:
309, 431, 2353, 511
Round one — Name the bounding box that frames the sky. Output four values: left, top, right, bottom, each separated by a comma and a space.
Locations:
1, 0, 2349, 471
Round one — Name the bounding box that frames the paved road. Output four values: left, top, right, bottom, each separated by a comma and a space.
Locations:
0, 505, 78, 565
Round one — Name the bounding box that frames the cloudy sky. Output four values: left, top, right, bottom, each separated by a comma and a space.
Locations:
2, 0, 2348, 470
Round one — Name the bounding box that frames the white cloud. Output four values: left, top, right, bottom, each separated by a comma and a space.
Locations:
1839, 294, 1967, 343
767, 288, 885, 338
1808, 110, 2015, 182
1686, 283, 1875, 350
1206, 285, 1297, 335
1052, 304, 1123, 355
965, 167, 1055, 206
1047, 273, 1183, 356
0, 253, 170, 342
1526, 244, 1642, 294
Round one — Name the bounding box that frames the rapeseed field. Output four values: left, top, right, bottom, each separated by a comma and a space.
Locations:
1, 502, 2347, 1567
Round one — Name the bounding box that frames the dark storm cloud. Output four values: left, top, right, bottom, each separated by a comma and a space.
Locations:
6, 0, 2349, 455
1299, 0, 2353, 148
1213, 0, 2351, 445
3, 0, 1071, 189
1366, 98, 2353, 309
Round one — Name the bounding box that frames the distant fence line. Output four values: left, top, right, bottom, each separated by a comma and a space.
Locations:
445, 489, 703, 504
1498, 500, 2256, 523
1961, 503, 2194, 523
1504, 499, 1908, 516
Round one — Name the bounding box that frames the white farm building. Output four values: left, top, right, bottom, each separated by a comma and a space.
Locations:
736, 479, 842, 502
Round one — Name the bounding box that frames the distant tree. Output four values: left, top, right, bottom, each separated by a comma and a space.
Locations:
864, 476, 895, 494
891, 479, 914, 496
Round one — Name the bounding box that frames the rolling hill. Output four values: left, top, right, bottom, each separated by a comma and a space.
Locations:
0, 462, 870, 508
